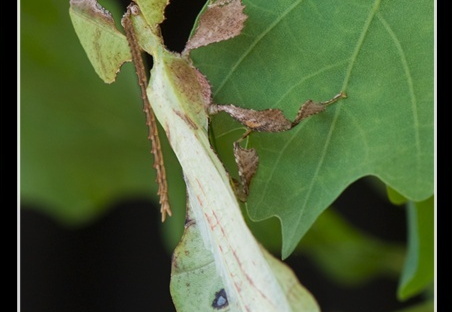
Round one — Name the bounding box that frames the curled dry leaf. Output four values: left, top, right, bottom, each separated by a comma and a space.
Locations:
183, 0, 248, 54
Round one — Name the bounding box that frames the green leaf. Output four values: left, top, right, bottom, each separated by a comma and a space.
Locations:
21, 0, 186, 235
171, 207, 320, 312
69, 0, 131, 83
398, 197, 434, 300
393, 300, 434, 312
190, 0, 434, 258
387, 185, 409, 205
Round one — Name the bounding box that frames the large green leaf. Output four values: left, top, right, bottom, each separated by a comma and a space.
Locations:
190, 0, 434, 258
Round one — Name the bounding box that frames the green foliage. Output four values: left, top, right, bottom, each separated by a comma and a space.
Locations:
190, 0, 433, 258
299, 208, 406, 285
387, 186, 410, 205
398, 197, 434, 300
245, 203, 406, 286
21, 0, 434, 307
21, 0, 187, 234
68, 1, 323, 310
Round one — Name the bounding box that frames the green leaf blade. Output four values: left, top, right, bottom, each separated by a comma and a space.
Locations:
190, 0, 434, 258
387, 186, 408, 205
398, 197, 434, 300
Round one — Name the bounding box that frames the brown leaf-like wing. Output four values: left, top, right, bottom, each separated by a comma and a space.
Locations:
211, 104, 293, 132
233, 142, 259, 200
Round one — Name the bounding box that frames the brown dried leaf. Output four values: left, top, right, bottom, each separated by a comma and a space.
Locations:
233, 142, 259, 201
183, 0, 248, 54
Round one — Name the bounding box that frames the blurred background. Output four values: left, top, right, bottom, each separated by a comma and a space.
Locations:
20, 0, 429, 311
22, 181, 425, 312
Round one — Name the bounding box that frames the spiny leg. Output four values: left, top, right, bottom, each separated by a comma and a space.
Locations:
122, 6, 171, 222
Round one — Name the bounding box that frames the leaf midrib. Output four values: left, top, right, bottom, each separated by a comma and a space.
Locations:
286, 0, 383, 248
213, 0, 305, 96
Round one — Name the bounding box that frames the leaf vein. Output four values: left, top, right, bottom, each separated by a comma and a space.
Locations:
341, 0, 382, 91
289, 0, 383, 242
376, 12, 421, 166
274, 58, 350, 108
214, 0, 305, 96
255, 124, 308, 209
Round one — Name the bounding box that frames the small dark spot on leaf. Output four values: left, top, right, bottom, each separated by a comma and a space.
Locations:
212, 288, 228, 309
184, 217, 196, 228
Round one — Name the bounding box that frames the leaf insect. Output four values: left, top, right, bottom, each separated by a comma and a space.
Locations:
122, 0, 347, 215
70, 0, 346, 310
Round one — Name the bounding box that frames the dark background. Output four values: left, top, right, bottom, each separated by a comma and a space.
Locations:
21, 180, 422, 312
20, 1, 425, 311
